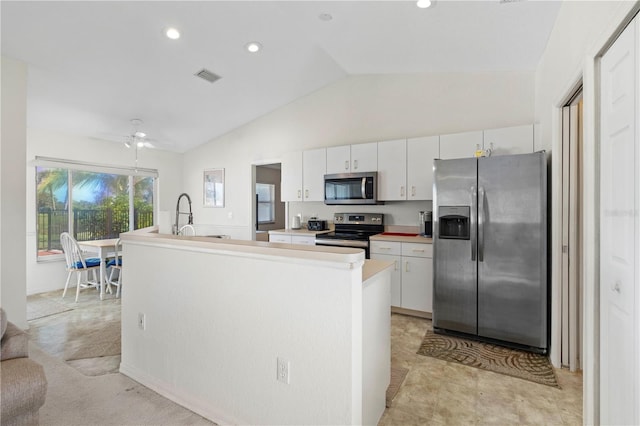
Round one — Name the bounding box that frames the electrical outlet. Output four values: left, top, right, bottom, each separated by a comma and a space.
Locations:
138, 313, 145, 330
277, 357, 290, 384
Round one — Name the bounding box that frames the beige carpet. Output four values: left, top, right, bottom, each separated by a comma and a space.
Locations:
64, 319, 121, 361
386, 367, 409, 408
417, 330, 559, 388
27, 295, 72, 320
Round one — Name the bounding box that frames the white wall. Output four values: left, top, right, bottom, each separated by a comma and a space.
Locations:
1, 56, 28, 328
120, 236, 371, 425
534, 1, 640, 424
183, 71, 535, 237
26, 128, 183, 294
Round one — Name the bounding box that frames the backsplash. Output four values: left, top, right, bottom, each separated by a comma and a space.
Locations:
288, 200, 432, 227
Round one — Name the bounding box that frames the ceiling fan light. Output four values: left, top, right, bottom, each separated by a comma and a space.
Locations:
137, 141, 145, 148
134, 131, 146, 138
416, 0, 432, 8
124, 140, 131, 149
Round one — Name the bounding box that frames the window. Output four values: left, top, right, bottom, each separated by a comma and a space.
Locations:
36, 158, 157, 260
256, 183, 275, 224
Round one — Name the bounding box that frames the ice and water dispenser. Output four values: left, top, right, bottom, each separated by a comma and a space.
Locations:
438, 206, 470, 240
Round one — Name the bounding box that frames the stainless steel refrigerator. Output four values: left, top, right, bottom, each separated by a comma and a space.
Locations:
433, 152, 548, 353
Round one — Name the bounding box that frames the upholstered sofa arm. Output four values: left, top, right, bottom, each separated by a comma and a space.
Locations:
0, 358, 48, 425
1, 322, 29, 361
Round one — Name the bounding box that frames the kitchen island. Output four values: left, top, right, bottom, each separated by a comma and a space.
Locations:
119, 228, 392, 425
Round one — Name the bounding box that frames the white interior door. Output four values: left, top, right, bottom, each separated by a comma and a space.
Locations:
600, 16, 638, 426
561, 97, 583, 372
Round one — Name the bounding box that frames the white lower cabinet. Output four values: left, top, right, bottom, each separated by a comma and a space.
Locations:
371, 241, 432, 314
269, 233, 316, 246
269, 234, 292, 243
291, 235, 316, 246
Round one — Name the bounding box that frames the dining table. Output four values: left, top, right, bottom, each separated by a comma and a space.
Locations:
77, 238, 119, 300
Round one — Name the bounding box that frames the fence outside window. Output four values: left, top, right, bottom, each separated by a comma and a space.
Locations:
37, 209, 153, 254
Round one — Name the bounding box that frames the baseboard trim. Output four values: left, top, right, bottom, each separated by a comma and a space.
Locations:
119, 362, 245, 425
391, 306, 432, 319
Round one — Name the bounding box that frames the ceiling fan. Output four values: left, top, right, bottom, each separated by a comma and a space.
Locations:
124, 118, 155, 149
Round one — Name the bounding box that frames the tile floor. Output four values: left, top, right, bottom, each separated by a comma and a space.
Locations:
28, 291, 582, 425
381, 314, 583, 425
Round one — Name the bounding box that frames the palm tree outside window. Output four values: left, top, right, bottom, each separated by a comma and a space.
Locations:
36, 166, 155, 260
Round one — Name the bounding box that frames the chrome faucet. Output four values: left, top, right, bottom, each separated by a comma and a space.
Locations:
174, 193, 193, 234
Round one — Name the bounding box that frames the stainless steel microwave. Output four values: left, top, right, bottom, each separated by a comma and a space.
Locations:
324, 172, 381, 205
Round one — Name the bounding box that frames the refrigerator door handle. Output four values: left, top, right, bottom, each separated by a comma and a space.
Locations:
471, 185, 477, 261
478, 186, 485, 262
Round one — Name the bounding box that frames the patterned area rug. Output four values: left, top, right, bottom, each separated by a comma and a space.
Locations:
417, 330, 559, 388
27, 295, 72, 320
386, 367, 409, 407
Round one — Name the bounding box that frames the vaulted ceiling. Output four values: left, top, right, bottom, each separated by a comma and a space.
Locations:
1, 1, 561, 153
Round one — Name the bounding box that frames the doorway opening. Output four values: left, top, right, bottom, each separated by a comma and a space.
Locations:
251, 163, 284, 241
560, 87, 584, 372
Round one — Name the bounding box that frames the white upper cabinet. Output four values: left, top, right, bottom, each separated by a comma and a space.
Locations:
407, 136, 439, 200
350, 142, 378, 172
483, 124, 534, 156
302, 148, 326, 202
281, 151, 303, 202
377, 139, 407, 201
326, 142, 377, 174
439, 130, 483, 160
326, 145, 351, 174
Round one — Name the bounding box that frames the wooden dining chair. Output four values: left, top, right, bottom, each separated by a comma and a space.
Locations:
106, 238, 122, 298
60, 232, 101, 302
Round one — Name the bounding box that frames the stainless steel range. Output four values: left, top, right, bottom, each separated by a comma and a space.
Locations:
315, 213, 384, 258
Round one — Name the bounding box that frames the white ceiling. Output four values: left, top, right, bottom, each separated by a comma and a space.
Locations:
1, 1, 561, 153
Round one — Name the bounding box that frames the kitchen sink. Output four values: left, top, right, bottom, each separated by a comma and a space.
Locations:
379, 232, 419, 237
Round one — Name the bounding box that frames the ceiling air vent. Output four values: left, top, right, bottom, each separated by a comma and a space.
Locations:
194, 68, 221, 84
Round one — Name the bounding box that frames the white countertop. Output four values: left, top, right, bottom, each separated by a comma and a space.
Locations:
268, 228, 332, 236
370, 234, 432, 244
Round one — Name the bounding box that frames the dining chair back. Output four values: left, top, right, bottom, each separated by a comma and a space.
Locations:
106, 239, 123, 298
60, 232, 101, 302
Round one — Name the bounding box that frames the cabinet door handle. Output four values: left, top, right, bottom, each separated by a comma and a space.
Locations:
394, 260, 398, 271
345, 160, 349, 170
378, 247, 391, 250
405, 260, 409, 272
412, 248, 425, 253
411, 186, 416, 197
297, 190, 302, 199
400, 186, 405, 197
354, 159, 358, 170
305, 189, 309, 198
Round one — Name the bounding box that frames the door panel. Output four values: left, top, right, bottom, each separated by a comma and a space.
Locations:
477, 153, 547, 348
600, 17, 637, 425
433, 157, 477, 334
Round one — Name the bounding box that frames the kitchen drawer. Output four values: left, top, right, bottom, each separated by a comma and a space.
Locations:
370, 241, 401, 256
269, 234, 292, 244
291, 235, 316, 246
401, 242, 432, 258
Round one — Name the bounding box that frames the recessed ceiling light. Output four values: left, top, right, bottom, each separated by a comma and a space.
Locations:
165, 27, 180, 40
416, 0, 432, 8
319, 13, 333, 21
245, 42, 262, 53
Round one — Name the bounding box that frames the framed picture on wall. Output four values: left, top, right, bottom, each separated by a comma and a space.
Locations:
203, 169, 224, 207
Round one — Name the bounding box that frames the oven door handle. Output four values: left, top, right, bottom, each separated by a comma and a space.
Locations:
315, 239, 368, 248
